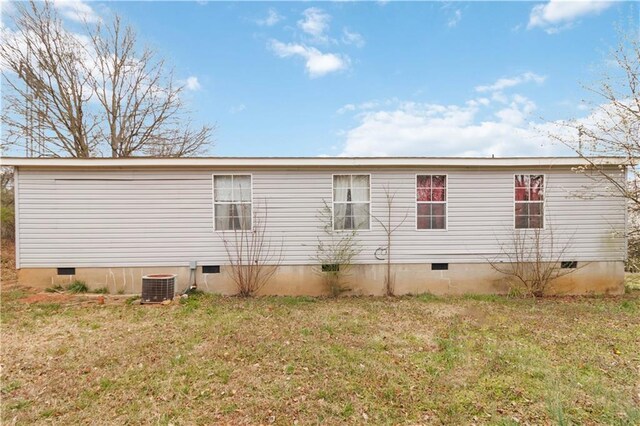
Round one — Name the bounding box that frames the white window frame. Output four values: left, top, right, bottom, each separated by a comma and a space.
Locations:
513, 173, 546, 230
415, 173, 449, 231
331, 173, 372, 231
212, 173, 253, 231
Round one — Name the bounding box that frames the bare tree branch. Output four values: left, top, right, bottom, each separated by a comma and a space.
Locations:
1, 0, 97, 157
1, 0, 214, 158
544, 26, 638, 271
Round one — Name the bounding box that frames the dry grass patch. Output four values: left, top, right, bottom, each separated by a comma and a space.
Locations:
1, 289, 639, 425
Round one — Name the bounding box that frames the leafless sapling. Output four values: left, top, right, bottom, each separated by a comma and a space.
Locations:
372, 184, 408, 296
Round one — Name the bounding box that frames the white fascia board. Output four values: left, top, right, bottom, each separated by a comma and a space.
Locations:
0, 156, 626, 168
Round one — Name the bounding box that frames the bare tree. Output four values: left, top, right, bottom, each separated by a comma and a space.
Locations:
313, 200, 361, 297
488, 226, 578, 297
87, 15, 213, 157
372, 185, 408, 296
1, 0, 214, 158
545, 27, 637, 271
1, 0, 98, 157
548, 27, 639, 211
220, 202, 283, 297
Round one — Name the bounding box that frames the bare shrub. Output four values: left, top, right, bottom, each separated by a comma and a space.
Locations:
313, 200, 361, 297
220, 202, 282, 297
489, 227, 578, 297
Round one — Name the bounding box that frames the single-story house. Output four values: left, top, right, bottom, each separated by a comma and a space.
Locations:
2, 156, 627, 295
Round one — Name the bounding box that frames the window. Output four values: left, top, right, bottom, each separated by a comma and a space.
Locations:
561, 261, 577, 269
515, 175, 544, 229
333, 175, 370, 230
213, 175, 252, 231
417, 175, 447, 229
57, 267, 75, 275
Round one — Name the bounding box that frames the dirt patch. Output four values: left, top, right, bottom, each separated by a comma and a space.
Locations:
1, 240, 17, 284
15, 291, 140, 306
18, 293, 75, 304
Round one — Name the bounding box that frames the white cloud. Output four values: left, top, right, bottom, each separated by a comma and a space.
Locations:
265, 8, 362, 76
337, 104, 357, 114
339, 91, 568, 157
230, 104, 246, 114
475, 72, 547, 93
256, 8, 283, 27
184, 76, 201, 91
298, 7, 331, 44
447, 9, 462, 28
528, 0, 614, 34
269, 40, 349, 78
342, 28, 365, 48
53, 0, 101, 23
441, 3, 463, 28
337, 100, 388, 114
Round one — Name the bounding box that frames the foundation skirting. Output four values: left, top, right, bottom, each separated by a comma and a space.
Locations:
17, 261, 625, 296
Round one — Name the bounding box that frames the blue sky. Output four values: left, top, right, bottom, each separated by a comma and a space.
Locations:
6, 1, 640, 157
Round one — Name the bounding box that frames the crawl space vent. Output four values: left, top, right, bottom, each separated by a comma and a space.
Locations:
57, 267, 76, 276
202, 265, 220, 274
431, 263, 449, 271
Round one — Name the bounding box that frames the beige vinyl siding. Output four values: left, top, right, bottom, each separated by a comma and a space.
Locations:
16, 167, 626, 267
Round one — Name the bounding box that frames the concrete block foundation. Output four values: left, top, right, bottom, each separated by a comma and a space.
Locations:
17, 261, 625, 296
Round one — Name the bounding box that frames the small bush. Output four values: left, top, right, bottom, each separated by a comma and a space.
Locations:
92, 287, 109, 294
66, 281, 88, 293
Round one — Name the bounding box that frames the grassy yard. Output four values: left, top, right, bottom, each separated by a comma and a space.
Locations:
1, 285, 639, 425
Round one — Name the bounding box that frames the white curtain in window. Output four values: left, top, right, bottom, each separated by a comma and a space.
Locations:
333, 175, 369, 230
233, 176, 251, 202
214, 175, 252, 230
333, 175, 350, 202
214, 175, 233, 202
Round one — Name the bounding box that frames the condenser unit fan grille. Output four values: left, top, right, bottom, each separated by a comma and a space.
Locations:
141, 274, 176, 304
